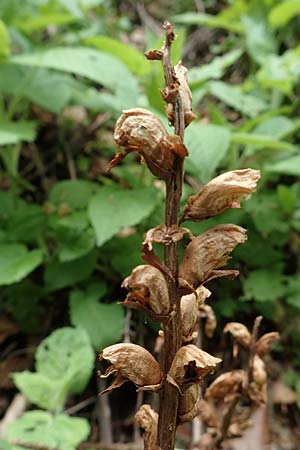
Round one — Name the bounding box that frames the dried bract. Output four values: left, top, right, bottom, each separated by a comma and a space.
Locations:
256, 332, 280, 357
135, 404, 159, 450
143, 224, 193, 251
182, 169, 260, 222
99, 343, 162, 394
178, 384, 200, 421
199, 304, 217, 338
169, 344, 221, 386
178, 225, 247, 291
181, 286, 211, 342
223, 322, 251, 348
205, 370, 246, 402
248, 355, 267, 405
122, 265, 169, 315
110, 108, 187, 179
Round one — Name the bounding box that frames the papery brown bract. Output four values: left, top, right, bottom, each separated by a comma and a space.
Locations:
256, 332, 280, 357
205, 370, 247, 402
223, 322, 251, 348
143, 224, 193, 251
248, 355, 267, 405
178, 384, 200, 421
99, 343, 162, 394
111, 108, 187, 179
181, 286, 211, 342
135, 404, 159, 450
168, 344, 221, 386
178, 225, 247, 291
182, 169, 260, 222
200, 304, 217, 338
122, 265, 170, 315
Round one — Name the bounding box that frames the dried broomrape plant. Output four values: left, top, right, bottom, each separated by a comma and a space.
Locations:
182, 169, 261, 222
99, 343, 162, 394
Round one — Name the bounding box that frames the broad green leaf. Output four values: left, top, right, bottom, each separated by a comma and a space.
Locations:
252, 116, 299, 140
0, 121, 36, 146
242, 269, 286, 302
0, 245, 42, 285
231, 132, 296, 152
88, 186, 159, 247
172, 12, 244, 33
13, 372, 68, 411
269, 0, 300, 27
36, 327, 94, 395
0, 439, 11, 450
85, 36, 150, 76
0, 19, 10, 57
189, 49, 242, 88
277, 185, 297, 214
6, 411, 90, 450
103, 233, 144, 278
245, 193, 290, 234
185, 122, 231, 182
49, 179, 99, 209
208, 81, 267, 117
70, 283, 124, 350
44, 250, 97, 291
285, 277, 300, 308
11, 47, 139, 108
12, 12, 78, 33
265, 155, 300, 176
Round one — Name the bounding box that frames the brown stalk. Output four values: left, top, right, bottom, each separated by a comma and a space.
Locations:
158, 21, 184, 450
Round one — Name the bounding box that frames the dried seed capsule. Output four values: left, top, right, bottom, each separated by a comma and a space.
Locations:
182, 169, 260, 222
223, 322, 251, 348
178, 224, 247, 291
205, 370, 247, 402
168, 344, 221, 386
122, 265, 169, 315
110, 108, 187, 179
99, 343, 162, 394
181, 286, 211, 341
135, 404, 159, 450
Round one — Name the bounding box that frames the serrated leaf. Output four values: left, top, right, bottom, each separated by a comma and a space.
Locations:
6, 411, 90, 450
284, 277, 300, 308
242, 269, 286, 302
88, 186, 159, 247
0, 121, 36, 146
70, 283, 124, 351
49, 179, 99, 209
185, 122, 231, 182
0, 245, 42, 285
35, 327, 94, 395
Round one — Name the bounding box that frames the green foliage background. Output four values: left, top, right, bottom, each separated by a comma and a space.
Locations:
1, 0, 300, 447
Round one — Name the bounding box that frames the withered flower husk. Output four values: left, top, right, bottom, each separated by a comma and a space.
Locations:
178, 224, 247, 291
122, 265, 169, 315
166, 62, 196, 127
248, 355, 267, 405
135, 404, 159, 450
182, 169, 261, 222
199, 304, 217, 338
99, 343, 162, 394
178, 384, 200, 421
256, 332, 280, 357
143, 224, 193, 251
111, 108, 187, 179
168, 344, 221, 386
223, 322, 251, 348
181, 286, 211, 342
205, 370, 247, 402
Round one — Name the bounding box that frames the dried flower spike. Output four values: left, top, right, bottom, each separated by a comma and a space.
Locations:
178, 224, 247, 291
99, 343, 162, 394
223, 322, 252, 348
255, 332, 280, 357
122, 265, 170, 315
182, 169, 260, 222
109, 108, 187, 179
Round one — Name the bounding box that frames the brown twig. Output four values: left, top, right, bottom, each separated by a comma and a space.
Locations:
0, 394, 27, 437
157, 21, 185, 450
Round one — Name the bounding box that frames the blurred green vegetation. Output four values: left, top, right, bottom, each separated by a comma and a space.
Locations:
1, 0, 300, 447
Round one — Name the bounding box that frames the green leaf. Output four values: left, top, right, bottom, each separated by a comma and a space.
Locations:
277, 185, 297, 214
231, 132, 296, 152
0, 19, 10, 57
85, 36, 150, 76
70, 283, 124, 351
242, 269, 286, 302
12, 12, 78, 33
88, 186, 159, 247
35, 327, 94, 395
49, 179, 99, 209
185, 122, 231, 182
13, 372, 68, 411
208, 81, 267, 117
103, 233, 144, 278
245, 193, 290, 233
0, 121, 36, 146
44, 250, 97, 291
6, 411, 90, 450
251, 116, 299, 140
0, 439, 12, 450
265, 155, 300, 176
269, 0, 300, 27
189, 49, 242, 88
0, 245, 42, 285
285, 276, 300, 308
172, 12, 244, 33
11, 47, 139, 108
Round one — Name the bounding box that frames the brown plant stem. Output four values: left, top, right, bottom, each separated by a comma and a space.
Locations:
158, 22, 185, 450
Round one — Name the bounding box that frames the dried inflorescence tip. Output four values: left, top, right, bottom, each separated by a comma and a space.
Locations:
181, 169, 260, 223
224, 322, 252, 348
122, 264, 170, 316
99, 343, 162, 394
255, 332, 280, 357
248, 355, 267, 405
178, 224, 247, 292
109, 108, 187, 179
135, 404, 159, 450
